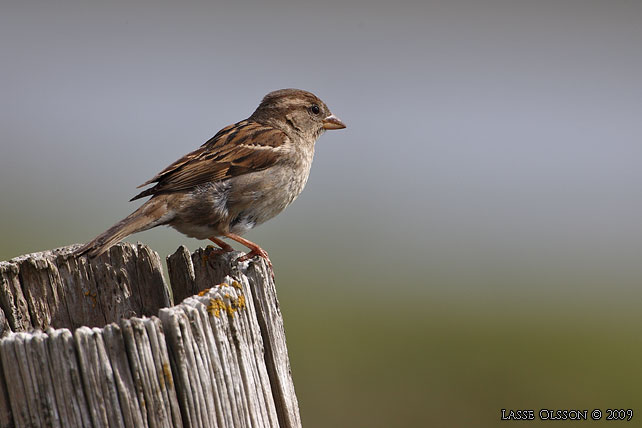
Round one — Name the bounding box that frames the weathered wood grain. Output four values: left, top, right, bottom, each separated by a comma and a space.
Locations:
75, 326, 126, 427
118, 317, 182, 428
0, 243, 171, 336
0, 261, 31, 333
167, 246, 302, 428
0, 357, 12, 428
166, 246, 195, 305
102, 323, 146, 428
160, 275, 282, 428
1, 333, 41, 427
245, 260, 301, 428
0, 243, 301, 428
46, 328, 92, 427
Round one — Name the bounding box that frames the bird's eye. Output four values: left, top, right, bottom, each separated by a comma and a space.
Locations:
310, 105, 320, 115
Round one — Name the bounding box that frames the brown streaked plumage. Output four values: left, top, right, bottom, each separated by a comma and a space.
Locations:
130, 121, 287, 200
77, 89, 346, 271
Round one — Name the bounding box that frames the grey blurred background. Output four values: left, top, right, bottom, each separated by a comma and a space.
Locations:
2, 0, 641, 426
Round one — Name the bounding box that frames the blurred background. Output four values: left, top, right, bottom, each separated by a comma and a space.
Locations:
2, 0, 642, 426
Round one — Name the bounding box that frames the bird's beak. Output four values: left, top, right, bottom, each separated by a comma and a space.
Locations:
322, 114, 346, 130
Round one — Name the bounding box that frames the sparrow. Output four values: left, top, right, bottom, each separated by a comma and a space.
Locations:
77, 89, 346, 270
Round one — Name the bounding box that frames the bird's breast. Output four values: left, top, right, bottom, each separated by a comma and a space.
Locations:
227, 149, 314, 226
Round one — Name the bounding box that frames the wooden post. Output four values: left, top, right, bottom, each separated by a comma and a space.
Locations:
0, 243, 301, 428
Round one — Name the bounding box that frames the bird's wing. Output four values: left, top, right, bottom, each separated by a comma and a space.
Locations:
130, 120, 289, 201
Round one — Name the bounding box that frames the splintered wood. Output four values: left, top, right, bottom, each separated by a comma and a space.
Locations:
0, 243, 301, 428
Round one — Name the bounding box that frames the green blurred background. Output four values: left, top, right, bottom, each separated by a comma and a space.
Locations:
2, 0, 642, 426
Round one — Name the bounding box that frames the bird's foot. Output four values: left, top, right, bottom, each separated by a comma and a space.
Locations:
237, 246, 270, 265
208, 237, 235, 254
223, 233, 275, 280
239, 249, 274, 281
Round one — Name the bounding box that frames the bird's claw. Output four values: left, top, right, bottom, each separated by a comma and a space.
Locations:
237, 249, 274, 280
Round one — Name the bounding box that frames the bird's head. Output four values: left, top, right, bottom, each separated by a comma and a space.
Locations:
250, 88, 346, 140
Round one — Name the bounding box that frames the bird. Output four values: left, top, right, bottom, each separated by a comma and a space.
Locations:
77, 89, 346, 271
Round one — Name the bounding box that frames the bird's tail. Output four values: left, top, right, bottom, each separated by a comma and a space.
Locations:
76, 197, 170, 257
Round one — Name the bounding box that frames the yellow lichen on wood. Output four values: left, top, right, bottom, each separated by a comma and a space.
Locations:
83, 290, 97, 308
206, 291, 246, 319
207, 298, 226, 318
224, 293, 246, 316
162, 362, 174, 388
201, 245, 217, 265
234, 294, 246, 310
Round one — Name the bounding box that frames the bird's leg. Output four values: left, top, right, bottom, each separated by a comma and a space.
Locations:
208, 237, 235, 254
223, 232, 274, 274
